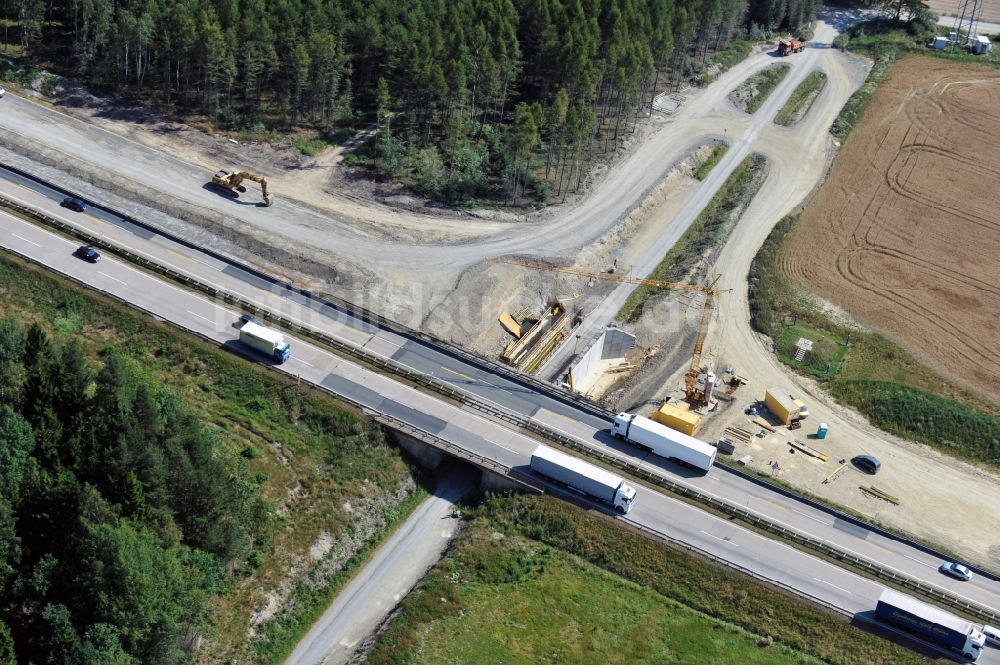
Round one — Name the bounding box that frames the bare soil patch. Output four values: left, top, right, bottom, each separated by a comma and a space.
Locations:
781, 55, 1000, 402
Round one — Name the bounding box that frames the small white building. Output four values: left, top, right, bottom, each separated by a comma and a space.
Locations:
933, 35, 949, 50
973, 35, 993, 55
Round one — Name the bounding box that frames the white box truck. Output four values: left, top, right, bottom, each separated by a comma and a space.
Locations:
239, 321, 291, 363
530, 445, 636, 514
875, 589, 985, 661
611, 413, 716, 472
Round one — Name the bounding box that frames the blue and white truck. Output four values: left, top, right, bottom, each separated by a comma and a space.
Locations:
611, 413, 717, 472
239, 321, 291, 363
875, 589, 985, 661
530, 445, 636, 514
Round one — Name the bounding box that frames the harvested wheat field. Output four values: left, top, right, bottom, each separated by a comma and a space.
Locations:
782, 56, 1000, 401
927, 0, 1000, 24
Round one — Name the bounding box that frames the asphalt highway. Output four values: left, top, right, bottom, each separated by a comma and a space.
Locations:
2, 174, 998, 615
2, 210, 999, 664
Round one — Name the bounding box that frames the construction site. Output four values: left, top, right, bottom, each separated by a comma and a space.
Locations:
0, 9, 998, 570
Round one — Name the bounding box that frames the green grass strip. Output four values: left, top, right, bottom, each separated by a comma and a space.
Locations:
618, 154, 766, 322
746, 65, 790, 113
694, 144, 729, 180
774, 71, 827, 126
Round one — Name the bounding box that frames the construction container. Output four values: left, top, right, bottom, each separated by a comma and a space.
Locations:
764, 387, 800, 426
933, 36, 949, 50
650, 403, 702, 436
817, 423, 828, 439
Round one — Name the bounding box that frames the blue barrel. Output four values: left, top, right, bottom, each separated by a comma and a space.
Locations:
816, 423, 828, 439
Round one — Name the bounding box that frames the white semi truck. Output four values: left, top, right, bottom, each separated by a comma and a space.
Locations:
875, 589, 985, 661
530, 445, 636, 514
239, 321, 291, 363
611, 413, 716, 472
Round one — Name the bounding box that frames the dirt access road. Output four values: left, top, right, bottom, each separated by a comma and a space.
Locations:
539, 12, 866, 378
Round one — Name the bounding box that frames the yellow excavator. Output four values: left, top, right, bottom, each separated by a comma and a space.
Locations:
211, 170, 274, 206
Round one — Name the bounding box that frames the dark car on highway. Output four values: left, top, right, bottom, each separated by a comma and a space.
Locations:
61, 197, 86, 212
851, 455, 881, 475
74, 246, 101, 263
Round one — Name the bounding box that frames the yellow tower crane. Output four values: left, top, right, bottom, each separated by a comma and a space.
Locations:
485, 256, 726, 406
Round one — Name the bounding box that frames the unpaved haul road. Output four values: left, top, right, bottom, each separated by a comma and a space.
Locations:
0, 11, 855, 273
539, 11, 863, 376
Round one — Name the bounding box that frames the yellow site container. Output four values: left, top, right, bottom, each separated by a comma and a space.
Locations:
651, 403, 701, 436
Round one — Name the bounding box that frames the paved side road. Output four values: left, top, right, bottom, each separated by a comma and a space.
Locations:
285, 469, 476, 665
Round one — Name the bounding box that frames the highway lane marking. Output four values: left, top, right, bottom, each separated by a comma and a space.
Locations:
98, 271, 127, 286
185, 310, 215, 324
371, 333, 403, 348
791, 508, 833, 525
814, 578, 852, 594
439, 365, 518, 395
484, 438, 522, 455
748, 494, 785, 510
291, 357, 315, 368
166, 247, 220, 270
11, 233, 40, 247
700, 530, 739, 546
902, 554, 937, 569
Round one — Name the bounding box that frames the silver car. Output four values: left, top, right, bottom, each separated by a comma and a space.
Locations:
939, 562, 973, 581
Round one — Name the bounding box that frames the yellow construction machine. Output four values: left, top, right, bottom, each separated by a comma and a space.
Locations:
211, 170, 274, 206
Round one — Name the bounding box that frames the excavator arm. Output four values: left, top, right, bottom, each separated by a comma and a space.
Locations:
211, 170, 274, 206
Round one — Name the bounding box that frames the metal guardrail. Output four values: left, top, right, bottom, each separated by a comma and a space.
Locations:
4, 195, 999, 626
712, 463, 1000, 583
528, 420, 1000, 626
0, 236, 541, 499
623, 518, 850, 618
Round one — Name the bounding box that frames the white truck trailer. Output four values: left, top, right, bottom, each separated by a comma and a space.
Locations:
875, 589, 985, 661
530, 445, 636, 514
239, 321, 291, 363
611, 413, 716, 472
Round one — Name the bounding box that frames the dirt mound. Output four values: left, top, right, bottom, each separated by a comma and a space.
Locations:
782, 55, 1000, 401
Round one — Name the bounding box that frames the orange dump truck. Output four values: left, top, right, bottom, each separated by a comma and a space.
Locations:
778, 38, 807, 55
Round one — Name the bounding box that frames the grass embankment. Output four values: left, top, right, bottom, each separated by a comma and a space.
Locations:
366, 495, 927, 665
743, 64, 790, 113
0, 251, 421, 664
619, 154, 767, 322
774, 71, 827, 126
749, 216, 1000, 463
694, 144, 728, 180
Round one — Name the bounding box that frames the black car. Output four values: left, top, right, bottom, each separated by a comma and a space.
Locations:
61, 197, 86, 212
74, 246, 101, 263
240, 314, 258, 325
851, 455, 881, 475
